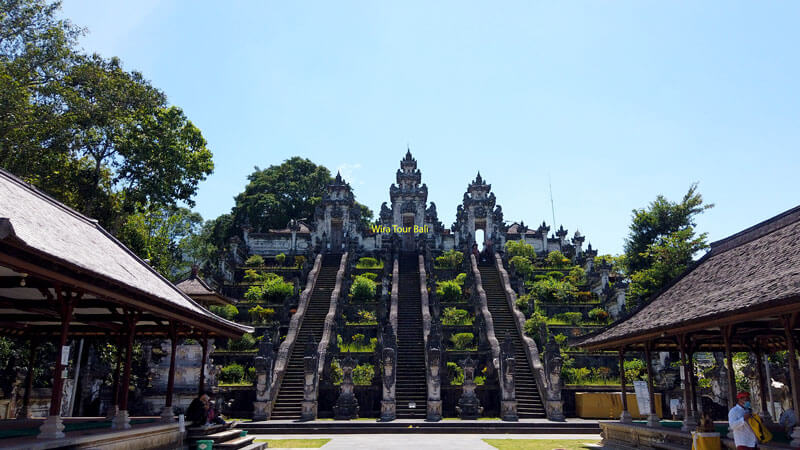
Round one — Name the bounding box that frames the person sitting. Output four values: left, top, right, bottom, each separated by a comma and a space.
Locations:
207, 400, 226, 425
780, 407, 797, 435
186, 393, 210, 427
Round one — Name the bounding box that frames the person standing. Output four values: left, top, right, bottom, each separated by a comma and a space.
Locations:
729, 392, 757, 450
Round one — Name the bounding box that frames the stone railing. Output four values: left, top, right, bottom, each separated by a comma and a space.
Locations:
494, 252, 564, 420
265, 253, 323, 418
419, 253, 431, 347
469, 254, 501, 370
316, 252, 348, 383
389, 257, 399, 336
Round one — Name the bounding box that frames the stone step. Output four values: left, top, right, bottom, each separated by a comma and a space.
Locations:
215, 435, 256, 450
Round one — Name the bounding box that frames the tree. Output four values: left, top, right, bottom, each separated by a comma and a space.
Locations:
623, 184, 713, 306
623, 183, 713, 274
233, 158, 331, 232
118, 205, 203, 281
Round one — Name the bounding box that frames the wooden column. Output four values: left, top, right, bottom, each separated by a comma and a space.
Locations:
110, 335, 123, 414
687, 346, 699, 415
678, 334, 697, 431
165, 323, 178, 408
48, 291, 75, 416
198, 333, 209, 394
644, 343, 660, 426
119, 318, 136, 412
782, 314, 800, 446
20, 339, 38, 418
753, 349, 771, 420
618, 348, 632, 423
721, 325, 737, 408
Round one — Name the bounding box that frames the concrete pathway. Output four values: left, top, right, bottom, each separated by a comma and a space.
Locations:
252, 433, 603, 450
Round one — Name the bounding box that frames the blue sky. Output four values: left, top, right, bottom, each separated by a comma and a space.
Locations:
60, 1, 800, 255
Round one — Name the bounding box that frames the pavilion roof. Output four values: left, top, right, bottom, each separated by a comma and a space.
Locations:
175, 269, 234, 306
574, 204, 800, 351
0, 169, 252, 338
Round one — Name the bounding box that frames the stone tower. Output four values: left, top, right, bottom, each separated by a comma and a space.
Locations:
312, 171, 361, 252
454, 172, 505, 250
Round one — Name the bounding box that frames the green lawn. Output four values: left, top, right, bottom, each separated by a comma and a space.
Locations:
483, 439, 600, 450
254, 438, 331, 448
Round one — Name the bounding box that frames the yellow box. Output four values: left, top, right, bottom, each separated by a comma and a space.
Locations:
575, 392, 663, 419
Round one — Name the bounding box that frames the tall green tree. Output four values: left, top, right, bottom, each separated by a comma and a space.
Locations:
233, 157, 331, 231
623, 183, 713, 306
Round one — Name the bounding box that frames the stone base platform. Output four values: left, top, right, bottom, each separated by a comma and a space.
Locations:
237, 418, 600, 434
600, 421, 795, 450
0, 418, 182, 450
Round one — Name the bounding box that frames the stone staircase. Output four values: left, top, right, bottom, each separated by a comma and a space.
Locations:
187, 424, 265, 450
478, 264, 546, 418
395, 253, 427, 418
270, 253, 341, 420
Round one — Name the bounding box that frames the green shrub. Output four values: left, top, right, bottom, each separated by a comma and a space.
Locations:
350, 275, 377, 301
563, 366, 591, 384
546, 250, 570, 268
624, 359, 647, 381
524, 312, 548, 340
275, 253, 286, 265
567, 266, 586, 285
248, 305, 276, 323
244, 285, 263, 302
294, 255, 306, 268
243, 269, 263, 283
358, 272, 378, 280
554, 333, 568, 346
435, 250, 463, 269
219, 363, 245, 383
337, 335, 377, 353
576, 291, 594, 302
474, 376, 486, 386
546, 271, 565, 280
245, 255, 264, 267
454, 273, 467, 285
510, 256, 534, 279
441, 307, 472, 325
436, 280, 462, 302
331, 359, 343, 385
353, 364, 375, 385
505, 240, 536, 259
210, 304, 239, 321
263, 276, 294, 302
247, 366, 256, 382
447, 362, 464, 385
228, 333, 256, 351
526, 277, 578, 303
515, 294, 532, 314
588, 308, 609, 323
449, 332, 475, 350
353, 309, 377, 324
356, 257, 380, 268
559, 312, 583, 325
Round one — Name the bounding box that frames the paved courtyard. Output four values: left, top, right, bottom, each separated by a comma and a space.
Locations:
251, 433, 603, 450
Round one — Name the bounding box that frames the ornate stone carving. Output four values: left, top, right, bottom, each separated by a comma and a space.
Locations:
333, 357, 360, 419
456, 356, 483, 419
300, 338, 319, 421
380, 328, 397, 421
500, 333, 518, 421
426, 333, 443, 421
253, 334, 275, 420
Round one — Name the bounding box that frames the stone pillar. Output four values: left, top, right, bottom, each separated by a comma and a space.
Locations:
456, 357, 483, 419
426, 339, 442, 421
300, 338, 319, 421
333, 357, 359, 419
679, 335, 697, 431
619, 349, 632, 423
782, 315, 800, 447
198, 333, 209, 395
500, 334, 518, 422
752, 350, 773, 423
253, 334, 275, 421
380, 327, 396, 421
112, 316, 136, 430
38, 291, 74, 440
160, 324, 178, 422
644, 345, 660, 427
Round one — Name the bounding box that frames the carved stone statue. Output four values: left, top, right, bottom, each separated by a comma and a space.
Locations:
300, 338, 319, 421
426, 339, 442, 421
456, 356, 483, 419
543, 333, 565, 421
253, 334, 275, 420
333, 357, 360, 419
500, 333, 518, 421
380, 345, 396, 421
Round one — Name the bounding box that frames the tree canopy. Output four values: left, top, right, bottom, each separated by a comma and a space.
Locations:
623, 183, 713, 306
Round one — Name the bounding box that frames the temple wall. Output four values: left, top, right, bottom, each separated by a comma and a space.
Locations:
247, 235, 310, 256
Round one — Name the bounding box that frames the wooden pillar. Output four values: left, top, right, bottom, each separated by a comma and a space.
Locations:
112, 314, 137, 430
110, 336, 123, 414
38, 289, 76, 439
644, 343, 660, 426
782, 314, 800, 447
687, 346, 699, 416
618, 348, 632, 423
198, 333, 209, 394
679, 334, 697, 431
166, 324, 177, 407
721, 325, 737, 409
753, 349, 771, 421
20, 339, 38, 419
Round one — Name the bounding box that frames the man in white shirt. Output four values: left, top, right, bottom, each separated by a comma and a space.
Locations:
729, 392, 757, 450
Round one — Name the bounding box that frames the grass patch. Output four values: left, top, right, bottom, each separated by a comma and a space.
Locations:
483, 439, 600, 450
254, 438, 331, 448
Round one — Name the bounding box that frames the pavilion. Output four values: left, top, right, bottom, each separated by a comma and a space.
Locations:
0, 169, 252, 446
574, 205, 800, 449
